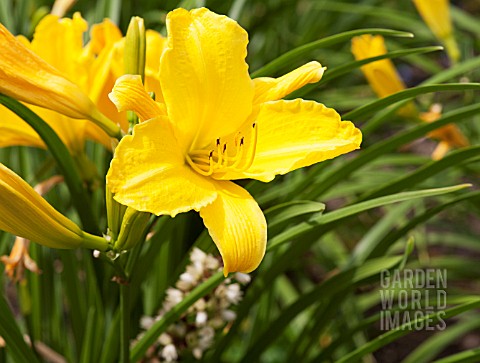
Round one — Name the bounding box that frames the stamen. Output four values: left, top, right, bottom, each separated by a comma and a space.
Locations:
186, 122, 258, 176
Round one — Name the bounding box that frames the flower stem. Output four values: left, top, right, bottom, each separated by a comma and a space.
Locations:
119, 283, 130, 363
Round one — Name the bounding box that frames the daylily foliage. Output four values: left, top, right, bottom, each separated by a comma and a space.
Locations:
107, 8, 362, 275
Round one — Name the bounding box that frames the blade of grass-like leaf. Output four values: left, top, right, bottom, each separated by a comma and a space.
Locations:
348, 202, 414, 266
421, 56, 480, 85
251, 28, 413, 77
130, 272, 225, 362
288, 46, 443, 99
343, 83, 480, 121
324, 46, 442, 83
0, 293, 41, 363
0, 0, 14, 33
451, 6, 480, 36
238, 256, 404, 363
212, 185, 470, 360
431, 348, 480, 363
335, 299, 480, 363
265, 200, 325, 234
268, 184, 470, 251
307, 103, 480, 199
317, 2, 427, 36
0, 95, 99, 233
359, 146, 480, 202
368, 191, 480, 260
402, 317, 480, 363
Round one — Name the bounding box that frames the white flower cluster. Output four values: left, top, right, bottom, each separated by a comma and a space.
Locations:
136, 247, 251, 362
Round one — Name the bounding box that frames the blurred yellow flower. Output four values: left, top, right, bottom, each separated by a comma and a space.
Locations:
351, 34, 416, 117
352, 34, 468, 159
412, 0, 459, 62
0, 14, 122, 149
420, 104, 469, 160
107, 8, 362, 275
0, 164, 108, 251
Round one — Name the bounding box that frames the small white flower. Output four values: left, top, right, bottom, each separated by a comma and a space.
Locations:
198, 326, 215, 349
195, 311, 208, 327
158, 333, 172, 346
221, 309, 237, 322
192, 347, 203, 360
234, 272, 251, 285
205, 255, 220, 270
140, 316, 155, 330
190, 247, 207, 264
225, 284, 243, 304
161, 344, 178, 362
165, 288, 183, 308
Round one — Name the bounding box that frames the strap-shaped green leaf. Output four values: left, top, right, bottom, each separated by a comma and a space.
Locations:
251, 28, 413, 77
0, 294, 41, 363
0, 94, 99, 234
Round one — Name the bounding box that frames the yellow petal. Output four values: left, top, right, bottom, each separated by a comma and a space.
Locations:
160, 8, 254, 149
0, 164, 84, 249
199, 181, 266, 276
0, 23, 121, 138
0, 105, 44, 149
413, 0, 452, 40
107, 117, 217, 217
145, 30, 167, 103
217, 100, 362, 182
30, 13, 89, 82
420, 105, 469, 156
0, 104, 86, 153
88, 18, 123, 56
351, 35, 417, 117
109, 74, 166, 121
351, 35, 407, 97
253, 61, 325, 104
431, 141, 450, 161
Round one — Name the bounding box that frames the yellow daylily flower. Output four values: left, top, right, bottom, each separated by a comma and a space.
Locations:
412, 0, 460, 62
107, 8, 362, 275
0, 15, 121, 141
351, 34, 416, 117
0, 164, 108, 251
352, 34, 468, 159
420, 104, 469, 160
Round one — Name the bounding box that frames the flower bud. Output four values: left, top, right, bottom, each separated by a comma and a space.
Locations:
0, 164, 108, 251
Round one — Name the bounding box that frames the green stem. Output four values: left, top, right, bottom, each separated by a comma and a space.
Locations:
119, 283, 130, 363
0, 94, 100, 234
82, 233, 110, 251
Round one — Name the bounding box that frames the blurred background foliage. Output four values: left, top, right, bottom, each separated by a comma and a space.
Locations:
1, 0, 480, 362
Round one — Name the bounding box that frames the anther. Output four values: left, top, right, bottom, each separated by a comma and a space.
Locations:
223, 144, 227, 153
216, 138, 220, 146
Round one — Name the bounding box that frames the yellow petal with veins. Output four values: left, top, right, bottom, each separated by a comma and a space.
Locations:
107, 117, 217, 217
109, 75, 166, 122
160, 7, 254, 149
216, 100, 362, 182
253, 61, 325, 104
200, 181, 266, 276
